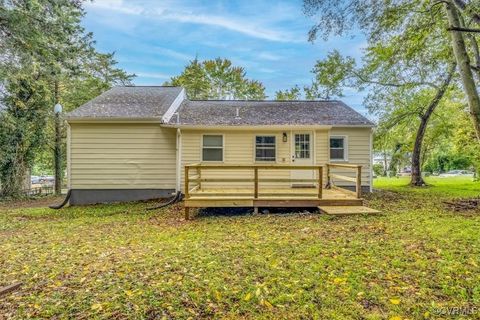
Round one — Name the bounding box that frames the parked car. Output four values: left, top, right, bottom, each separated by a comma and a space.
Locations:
31, 176, 41, 184
438, 170, 474, 177
40, 176, 55, 184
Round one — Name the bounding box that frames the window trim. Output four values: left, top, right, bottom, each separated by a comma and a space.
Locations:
201, 134, 224, 162
254, 135, 277, 163
329, 135, 348, 162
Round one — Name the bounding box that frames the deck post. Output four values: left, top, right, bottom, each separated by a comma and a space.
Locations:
254, 167, 259, 199
326, 164, 331, 188
185, 207, 190, 220
356, 166, 362, 198
185, 166, 190, 199
197, 166, 202, 191
318, 166, 323, 199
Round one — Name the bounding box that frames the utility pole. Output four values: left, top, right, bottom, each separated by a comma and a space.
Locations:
54, 80, 62, 195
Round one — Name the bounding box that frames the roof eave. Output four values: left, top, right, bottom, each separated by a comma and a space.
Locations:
66, 117, 162, 123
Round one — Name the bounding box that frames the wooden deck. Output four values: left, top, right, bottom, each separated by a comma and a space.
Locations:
183, 163, 366, 219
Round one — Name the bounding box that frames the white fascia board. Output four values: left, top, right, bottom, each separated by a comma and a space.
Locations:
162, 88, 186, 123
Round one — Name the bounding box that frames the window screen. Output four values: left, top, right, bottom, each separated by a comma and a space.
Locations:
202, 135, 223, 161
255, 136, 276, 162
330, 137, 345, 160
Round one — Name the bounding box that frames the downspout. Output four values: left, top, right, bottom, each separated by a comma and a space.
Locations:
369, 128, 373, 192
176, 127, 182, 192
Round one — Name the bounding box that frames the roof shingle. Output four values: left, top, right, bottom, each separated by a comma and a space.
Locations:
171, 100, 374, 126
66, 86, 183, 120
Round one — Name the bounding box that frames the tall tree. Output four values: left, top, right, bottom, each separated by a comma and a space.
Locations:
0, 0, 133, 197
166, 57, 266, 100
443, 1, 480, 139
303, 0, 480, 142
304, 0, 464, 185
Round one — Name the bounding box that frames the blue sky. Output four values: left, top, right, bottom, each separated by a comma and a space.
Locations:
83, 0, 368, 114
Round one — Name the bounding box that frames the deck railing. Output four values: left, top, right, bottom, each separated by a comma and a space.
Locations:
184, 164, 324, 199
325, 163, 362, 198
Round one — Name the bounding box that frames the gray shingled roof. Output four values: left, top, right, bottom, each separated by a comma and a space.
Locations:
171, 100, 374, 126
66, 86, 183, 120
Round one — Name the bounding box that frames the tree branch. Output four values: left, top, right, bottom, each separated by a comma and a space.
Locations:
447, 26, 480, 33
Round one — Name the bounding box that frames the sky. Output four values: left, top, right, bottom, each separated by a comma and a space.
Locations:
83, 0, 368, 114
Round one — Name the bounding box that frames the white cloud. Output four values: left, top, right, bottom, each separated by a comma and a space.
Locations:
86, 0, 302, 43
257, 52, 283, 61
135, 72, 171, 80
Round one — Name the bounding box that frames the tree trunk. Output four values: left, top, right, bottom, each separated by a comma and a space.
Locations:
445, 1, 480, 141
410, 63, 456, 186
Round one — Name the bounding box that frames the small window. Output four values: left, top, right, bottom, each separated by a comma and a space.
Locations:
256, 136, 276, 162
202, 135, 223, 161
330, 137, 346, 160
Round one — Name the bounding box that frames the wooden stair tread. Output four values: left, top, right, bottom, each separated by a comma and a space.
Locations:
318, 205, 381, 215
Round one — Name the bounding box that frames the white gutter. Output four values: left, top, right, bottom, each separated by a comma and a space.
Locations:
175, 128, 182, 192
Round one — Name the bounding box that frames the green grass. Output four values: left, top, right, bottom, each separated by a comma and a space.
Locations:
1, 178, 479, 319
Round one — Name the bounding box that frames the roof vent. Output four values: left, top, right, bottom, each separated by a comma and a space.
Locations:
234, 107, 241, 120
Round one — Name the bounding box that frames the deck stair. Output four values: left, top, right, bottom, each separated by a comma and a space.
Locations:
318, 205, 381, 215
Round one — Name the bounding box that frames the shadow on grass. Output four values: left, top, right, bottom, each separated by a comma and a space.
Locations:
196, 207, 319, 218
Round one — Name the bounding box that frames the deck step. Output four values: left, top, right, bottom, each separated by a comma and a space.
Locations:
318, 205, 381, 215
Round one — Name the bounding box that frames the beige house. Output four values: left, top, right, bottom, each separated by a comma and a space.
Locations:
66, 86, 374, 206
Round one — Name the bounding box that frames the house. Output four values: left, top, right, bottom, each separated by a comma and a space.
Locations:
66, 86, 375, 214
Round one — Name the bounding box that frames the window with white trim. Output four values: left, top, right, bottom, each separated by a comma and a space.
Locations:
202, 135, 223, 161
255, 136, 276, 162
330, 137, 346, 160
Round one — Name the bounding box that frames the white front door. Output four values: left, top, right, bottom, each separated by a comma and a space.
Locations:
291, 132, 315, 187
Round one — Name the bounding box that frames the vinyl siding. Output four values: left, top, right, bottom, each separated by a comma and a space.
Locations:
69, 123, 176, 189
181, 130, 292, 191
329, 127, 372, 186
180, 128, 356, 192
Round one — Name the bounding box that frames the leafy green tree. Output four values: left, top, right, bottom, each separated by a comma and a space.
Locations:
304, 0, 463, 186
0, 0, 133, 197
275, 86, 301, 100
167, 57, 266, 100
304, 50, 355, 100
303, 0, 480, 141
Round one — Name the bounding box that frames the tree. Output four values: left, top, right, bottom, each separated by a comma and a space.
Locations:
275, 86, 301, 100
443, 1, 480, 140
0, 0, 133, 197
166, 57, 266, 100
303, 0, 465, 186
304, 50, 355, 100
303, 0, 480, 141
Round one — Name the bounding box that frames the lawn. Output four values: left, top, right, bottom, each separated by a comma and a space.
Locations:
0, 178, 479, 319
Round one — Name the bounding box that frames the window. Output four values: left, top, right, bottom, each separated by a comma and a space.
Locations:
255, 136, 276, 162
202, 135, 223, 161
295, 134, 311, 159
330, 137, 346, 160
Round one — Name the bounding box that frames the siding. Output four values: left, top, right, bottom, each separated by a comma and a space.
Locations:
181, 130, 292, 191
180, 128, 360, 192
70, 123, 176, 189
329, 127, 372, 187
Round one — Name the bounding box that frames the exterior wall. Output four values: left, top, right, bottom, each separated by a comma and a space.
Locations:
181, 130, 292, 190
328, 127, 372, 187
69, 123, 176, 190
179, 128, 369, 192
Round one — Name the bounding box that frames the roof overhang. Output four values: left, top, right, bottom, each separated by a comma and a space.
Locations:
161, 124, 338, 130
66, 117, 162, 124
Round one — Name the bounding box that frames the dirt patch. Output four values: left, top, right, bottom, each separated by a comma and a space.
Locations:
444, 198, 480, 212
0, 196, 64, 209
